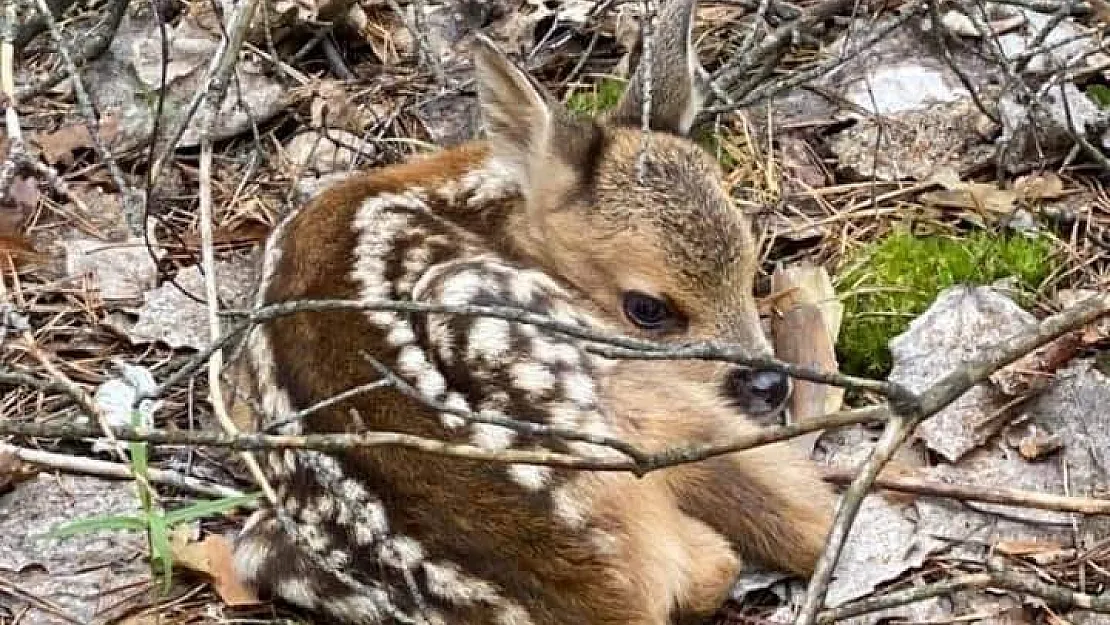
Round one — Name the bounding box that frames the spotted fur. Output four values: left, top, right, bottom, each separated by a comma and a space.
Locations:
229, 1, 837, 623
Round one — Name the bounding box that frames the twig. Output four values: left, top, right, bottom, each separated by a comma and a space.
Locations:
816, 574, 993, 623
31, 0, 139, 232
11, 334, 164, 508
926, 0, 1001, 124
360, 352, 649, 462
148, 0, 261, 181
637, 0, 656, 182
986, 560, 1110, 611
155, 298, 910, 403
0, 0, 24, 198
820, 567, 1110, 620
385, 0, 443, 84
261, 379, 393, 432
15, 0, 129, 101
795, 291, 1110, 625
706, 2, 923, 113
709, 0, 854, 94
736, 0, 775, 60
0, 404, 888, 473
0, 442, 249, 500
823, 468, 1110, 515
198, 134, 276, 505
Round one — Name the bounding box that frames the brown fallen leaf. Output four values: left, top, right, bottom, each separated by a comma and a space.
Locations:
1017, 430, 1064, 461
0, 448, 40, 494
994, 538, 1065, 557
1014, 172, 1067, 201
988, 331, 1083, 397
0, 234, 49, 270
172, 533, 260, 606
31, 114, 121, 165
1057, 289, 1110, 345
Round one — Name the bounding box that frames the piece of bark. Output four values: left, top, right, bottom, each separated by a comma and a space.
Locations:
769, 263, 845, 435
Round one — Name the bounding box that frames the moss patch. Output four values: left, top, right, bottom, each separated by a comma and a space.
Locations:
566, 77, 627, 117
835, 229, 1059, 378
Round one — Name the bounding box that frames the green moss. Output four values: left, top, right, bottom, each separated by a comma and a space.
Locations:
566, 77, 627, 117
693, 127, 741, 171
836, 229, 1059, 378
1087, 84, 1110, 108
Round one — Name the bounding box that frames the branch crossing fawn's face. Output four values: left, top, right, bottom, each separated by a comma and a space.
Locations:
473, 3, 791, 418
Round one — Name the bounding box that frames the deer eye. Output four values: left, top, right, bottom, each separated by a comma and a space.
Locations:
621, 291, 681, 331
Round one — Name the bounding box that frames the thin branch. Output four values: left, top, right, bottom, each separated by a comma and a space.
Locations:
0, 404, 889, 474
0, 443, 249, 500
710, 0, 855, 93
189, 298, 910, 402
823, 468, 1110, 515
986, 561, 1110, 611
637, 0, 656, 182
31, 0, 138, 232
816, 574, 993, 623
795, 291, 1110, 625
15, 0, 129, 101
706, 2, 923, 114
149, 0, 261, 181
198, 101, 276, 503
0, 0, 24, 199
385, 0, 443, 84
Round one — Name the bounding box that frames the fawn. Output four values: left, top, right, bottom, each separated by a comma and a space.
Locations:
229, 0, 836, 622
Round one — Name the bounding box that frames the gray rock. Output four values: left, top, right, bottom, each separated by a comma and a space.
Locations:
889, 285, 1038, 462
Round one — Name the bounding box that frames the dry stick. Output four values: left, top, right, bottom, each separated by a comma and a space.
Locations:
13, 336, 164, 508
360, 353, 647, 462
794, 291, 1110, 625
199, 298, 905, 399
0, 404, 889, 473
385, 0, 443, 84
196, 113, 276, 503
986, 561, 1110, 611
926, 0, 1000, 124
15, 0, 129, 101
636, 0, 656, 182
823, 468, 1110, 515
710, 0, 854, 91
815, 573, 994, 623
31, 0, 139, 232
0, 443, 249, 500
0, 0, 24, 197
148, 0, 261, 181
708, 2, 923, 113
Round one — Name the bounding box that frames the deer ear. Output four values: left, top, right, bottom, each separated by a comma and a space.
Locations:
608, 0, 705, 136
472, 34, 559, 178
471, 34, 604, 191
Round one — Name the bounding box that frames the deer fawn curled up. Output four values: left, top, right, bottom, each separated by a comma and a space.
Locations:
230, 0, 836, 622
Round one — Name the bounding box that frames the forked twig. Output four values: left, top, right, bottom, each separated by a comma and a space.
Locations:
795, 292, 1110, 624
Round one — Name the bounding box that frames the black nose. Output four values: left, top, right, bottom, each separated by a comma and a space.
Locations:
726, 367, 792, 416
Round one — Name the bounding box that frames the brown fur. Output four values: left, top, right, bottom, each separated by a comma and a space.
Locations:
229, 2, 836, 624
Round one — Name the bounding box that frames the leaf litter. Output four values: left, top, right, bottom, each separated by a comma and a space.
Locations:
4, 0, 1110, 623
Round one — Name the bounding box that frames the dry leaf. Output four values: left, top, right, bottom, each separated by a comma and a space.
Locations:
171, 534, 260, 606
1017, 431, 1064, 460
1015, 172, 1067, 200
920, 183, 1017, 213
0, 447, 39, 493
63, 237, 161, 304
32, 115, 121, 165
989, 331, 1083, 397
8, 176, 40, 213
0, 234, 48, 270
994, 539, 1065, 556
